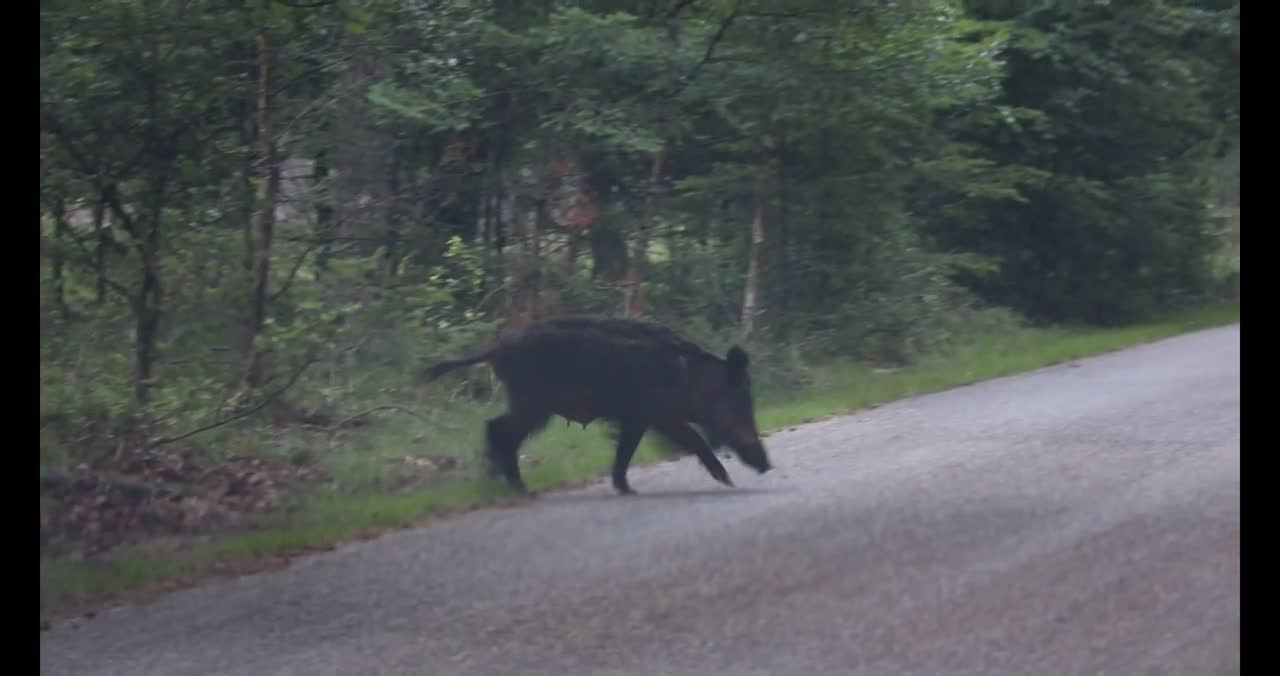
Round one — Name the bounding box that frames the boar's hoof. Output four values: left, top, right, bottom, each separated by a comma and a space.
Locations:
709, 468, 733, 487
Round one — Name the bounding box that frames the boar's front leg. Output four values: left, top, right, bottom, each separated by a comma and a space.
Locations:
653, 420, 733, 488
611, 421, 648, 495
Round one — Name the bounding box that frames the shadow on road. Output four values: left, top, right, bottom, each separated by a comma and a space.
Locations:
543, 486, 769, 504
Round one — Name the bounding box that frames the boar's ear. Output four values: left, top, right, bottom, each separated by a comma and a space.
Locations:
726, 346, 749, 387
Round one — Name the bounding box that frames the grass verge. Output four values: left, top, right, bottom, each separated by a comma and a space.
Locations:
40, 302, 1239, 620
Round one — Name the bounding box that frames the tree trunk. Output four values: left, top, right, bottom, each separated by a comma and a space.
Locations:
239, 92, 256, 273
740, 192, 765, 341
493, 187, 506, 276
482, 177, 494, 249
130, 43, 169, 407
493, 179, 508, 316
94, 183, 163, 407
527, 195, 546, 320
511, 133, 550, 325
313, 141, 333, 279
49, 194, 68, 315
776, 132, 791, 340
133, 282, 161, 406
243, 6, 280, 390
383, 140, 402, 280
133, 177, 166, 406
621, 1, 687, 318
564, 232, 579, 277
667, 214, 686, 295
740, 114, 777, 341
622, 140, 667, 317
93, 192, 109, 305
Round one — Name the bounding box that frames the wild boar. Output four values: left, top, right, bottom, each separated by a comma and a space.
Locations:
424, 316, 772, 495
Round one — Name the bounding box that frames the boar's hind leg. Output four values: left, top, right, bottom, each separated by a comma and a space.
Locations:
653, 421, 733, 488
611, 421, 648, 496
485, 410, 550, 494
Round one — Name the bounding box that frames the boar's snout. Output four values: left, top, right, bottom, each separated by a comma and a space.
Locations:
735, 441, 772, 475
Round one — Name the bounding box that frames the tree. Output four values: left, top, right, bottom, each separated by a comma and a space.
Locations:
955, 0, 1237, 322
41, 0, 252, 406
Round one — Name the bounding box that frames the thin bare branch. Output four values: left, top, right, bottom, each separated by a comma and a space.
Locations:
53, 228, 137, 301
278, 0, 339, 8
326, 404, 428, 439
269, 243, 318, 302
678, 4, 740, 92
147, 357, 317, 449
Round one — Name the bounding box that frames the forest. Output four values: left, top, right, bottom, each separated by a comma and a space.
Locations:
40, 0, 1238, 590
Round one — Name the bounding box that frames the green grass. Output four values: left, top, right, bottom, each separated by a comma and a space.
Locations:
757, 301, 1240, 430
40, 301, 1238, 618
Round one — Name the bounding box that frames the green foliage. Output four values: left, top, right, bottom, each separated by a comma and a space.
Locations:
950, 0, 1238, 322
41, 301, 1238, 616
40, 0, 1237, 479
369, 79, 486, 133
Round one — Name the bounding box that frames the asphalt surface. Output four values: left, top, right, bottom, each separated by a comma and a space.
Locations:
41, 324, 1240, 676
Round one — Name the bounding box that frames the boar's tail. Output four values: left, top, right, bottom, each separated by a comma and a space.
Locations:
423, 349, 495, 382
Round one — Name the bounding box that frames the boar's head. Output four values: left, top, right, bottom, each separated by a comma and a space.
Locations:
691, 346, 772, 474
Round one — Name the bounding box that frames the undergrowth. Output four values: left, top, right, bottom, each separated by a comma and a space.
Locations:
40, 301, 1238, 618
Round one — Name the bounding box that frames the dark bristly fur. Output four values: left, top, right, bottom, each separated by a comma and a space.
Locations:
424, 316, 773, 495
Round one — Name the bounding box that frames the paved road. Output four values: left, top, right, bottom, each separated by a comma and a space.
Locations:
41, 325, 1240, 676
